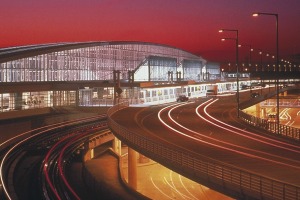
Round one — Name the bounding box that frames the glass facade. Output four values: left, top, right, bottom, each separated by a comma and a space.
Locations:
0, 91, 53, 112
0, 42, 209, 113
0, 43, 205, 83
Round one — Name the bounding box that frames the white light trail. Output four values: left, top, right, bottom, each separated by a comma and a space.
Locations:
178, 174, 199, 200
200, 99, 300, 152
150, 176, 173, 199
157, 100, 300, 170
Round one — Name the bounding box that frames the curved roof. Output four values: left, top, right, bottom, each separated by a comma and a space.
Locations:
0, 41, 207, 83
0, 41, 204, 63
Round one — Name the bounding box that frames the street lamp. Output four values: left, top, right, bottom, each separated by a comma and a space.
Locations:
252, 12, 280, 134
256, 49, 264, 94
219, 29, 240, 117
238, 44, 252, 70
239, 44, 253, 95
258, 49, 263, 71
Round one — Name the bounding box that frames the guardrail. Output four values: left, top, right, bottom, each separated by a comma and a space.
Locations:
107, 101, 300, 200
239, 86, 300, 141
239, 110, 300, 141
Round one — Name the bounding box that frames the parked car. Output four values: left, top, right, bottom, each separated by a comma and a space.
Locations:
250, 92, 259, 98
176, 95, 189, 102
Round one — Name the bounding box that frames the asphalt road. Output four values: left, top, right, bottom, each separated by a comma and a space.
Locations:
112, 93, 300, 187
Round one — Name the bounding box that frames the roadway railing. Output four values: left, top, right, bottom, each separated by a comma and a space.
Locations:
107, 102, 300, 200
239, 86, 300, 141
239, 110, 300, 141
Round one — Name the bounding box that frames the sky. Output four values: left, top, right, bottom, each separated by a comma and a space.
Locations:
0, 0, 299, 63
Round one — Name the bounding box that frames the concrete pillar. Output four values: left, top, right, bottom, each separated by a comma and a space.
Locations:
9, 93, 15, 110
14, 92, 23, 110
261, 107, 267, 119
255, 103, 261, 118
97, 88, 104, 98
83, 149, 94, 161
75, 90, 79, 106
113, 137, 122, 155
53, 91, 57, 107
113, 70, 121, 105
148, 60, 151, 81
91, 148, 94, 159
128, 147, 137, 190
65, 91, 70, 105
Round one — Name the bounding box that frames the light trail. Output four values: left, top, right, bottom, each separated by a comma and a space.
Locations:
43, 134, 70, 200
150, 176, 173, 199
180, 176, 198, 200
169, 171, 195, 200
200, 100, 300, 152
0, 115, 103, 200
170, 100, 300, 161
157, 100, 300, 170
163, 176, 192, 200
57, 125, 108, 200
57, 133, 89, 200
178, 174, 199, 200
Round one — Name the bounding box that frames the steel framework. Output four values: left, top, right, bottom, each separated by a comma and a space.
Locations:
0, 42, 206, 83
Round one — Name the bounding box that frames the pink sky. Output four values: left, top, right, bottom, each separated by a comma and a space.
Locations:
0, 0, 299, 63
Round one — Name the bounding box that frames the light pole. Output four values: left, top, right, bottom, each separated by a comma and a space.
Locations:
257, 49, 263, 94
266, 53, 276, 93
219, 29, 239, 117
238, 44, 252, 70
253, 12, 280, 134
239, 44, 252, 95
257, 49, 262, 71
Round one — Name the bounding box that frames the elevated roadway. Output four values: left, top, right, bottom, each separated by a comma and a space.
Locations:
109, 92, 300, 200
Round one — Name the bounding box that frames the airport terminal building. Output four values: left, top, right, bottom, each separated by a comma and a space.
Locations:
0, 41, 220, 117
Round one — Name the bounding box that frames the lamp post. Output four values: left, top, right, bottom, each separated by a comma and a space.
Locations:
219, 29, 239, 117
258, 49, 262, 71
253, 12, 280, 134
257, 49, 263, 94
238, 44, 252, 71
239, 44, 252, 95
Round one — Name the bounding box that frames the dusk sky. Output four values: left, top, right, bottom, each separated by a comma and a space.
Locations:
0, 0, 299, 63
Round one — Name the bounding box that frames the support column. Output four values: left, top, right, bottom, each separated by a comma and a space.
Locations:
113, 70, 121, 105
9, 93, 15, 110
128, 147, 137, 190
90, 148, 94, 159
75, 90, 79, 107
53, 91, 58, 107
261, 107, 267, 119
113, 137, 122, 155
255, 103, 261, 118
176, 71, 182, 82
148, 61, 151, 81
167, 71, 173, 82
128, 70, 134, 83
83, 141, 94, 162
14, 92, 23, 110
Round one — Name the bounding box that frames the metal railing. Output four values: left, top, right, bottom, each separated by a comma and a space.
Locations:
107, 102, 300, 200
239, 110, 300, 141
